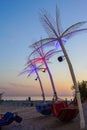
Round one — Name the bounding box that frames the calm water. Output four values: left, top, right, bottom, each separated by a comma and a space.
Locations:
3, 95, 73, 101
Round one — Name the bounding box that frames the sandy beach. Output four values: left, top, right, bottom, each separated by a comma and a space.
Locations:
0, 101, 87, 130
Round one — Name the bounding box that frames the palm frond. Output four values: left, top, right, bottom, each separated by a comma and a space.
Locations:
45, 49, 61, 60
62, 28, 87, 39
30, 38, 57, 48
19, 69, 33, 76
62, 21, 87, 37
56, 5, 63, 35
39, 9, 58, 38
27, 58, 42, 65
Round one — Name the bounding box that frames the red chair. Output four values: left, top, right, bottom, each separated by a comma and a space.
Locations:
51, 100, 78, 122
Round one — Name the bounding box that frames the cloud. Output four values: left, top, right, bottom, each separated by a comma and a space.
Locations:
9, 82, 23, 87
0, 82, 31, 92
0, 81, 37, 96
8, 82, 30, 88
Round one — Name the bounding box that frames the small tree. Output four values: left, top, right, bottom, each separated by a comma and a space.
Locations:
72, 80, 87, 103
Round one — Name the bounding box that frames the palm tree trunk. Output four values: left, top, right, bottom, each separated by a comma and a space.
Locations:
44, 60, 58, 100
59, 38, 85, 129
35, 70, 45, 101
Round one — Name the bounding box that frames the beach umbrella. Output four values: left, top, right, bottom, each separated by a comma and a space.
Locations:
30, 6, 87, 128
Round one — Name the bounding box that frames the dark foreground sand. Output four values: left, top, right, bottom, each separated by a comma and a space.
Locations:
0, 101, 87, 130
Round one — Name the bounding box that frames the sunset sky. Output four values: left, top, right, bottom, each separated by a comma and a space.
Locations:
0, 0, 87, 98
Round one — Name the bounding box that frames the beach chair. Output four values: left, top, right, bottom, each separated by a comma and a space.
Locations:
0, 112, 22, 126
51, 100, 79, 122
36, 102, 52, 115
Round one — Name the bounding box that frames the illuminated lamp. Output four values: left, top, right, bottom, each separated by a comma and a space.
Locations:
58, 56, 64, 62
42, 68, 46, 72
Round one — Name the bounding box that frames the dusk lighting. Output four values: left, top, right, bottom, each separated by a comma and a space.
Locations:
30, 6, 87, 129
1, 1, 87, 129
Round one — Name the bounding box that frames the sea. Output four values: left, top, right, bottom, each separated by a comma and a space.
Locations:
2, 95, 74, 101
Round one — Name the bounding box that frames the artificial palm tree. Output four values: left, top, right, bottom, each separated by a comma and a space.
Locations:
28, 43, 61, 100
30, 6, 87, 129
19, 60, 46, 101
